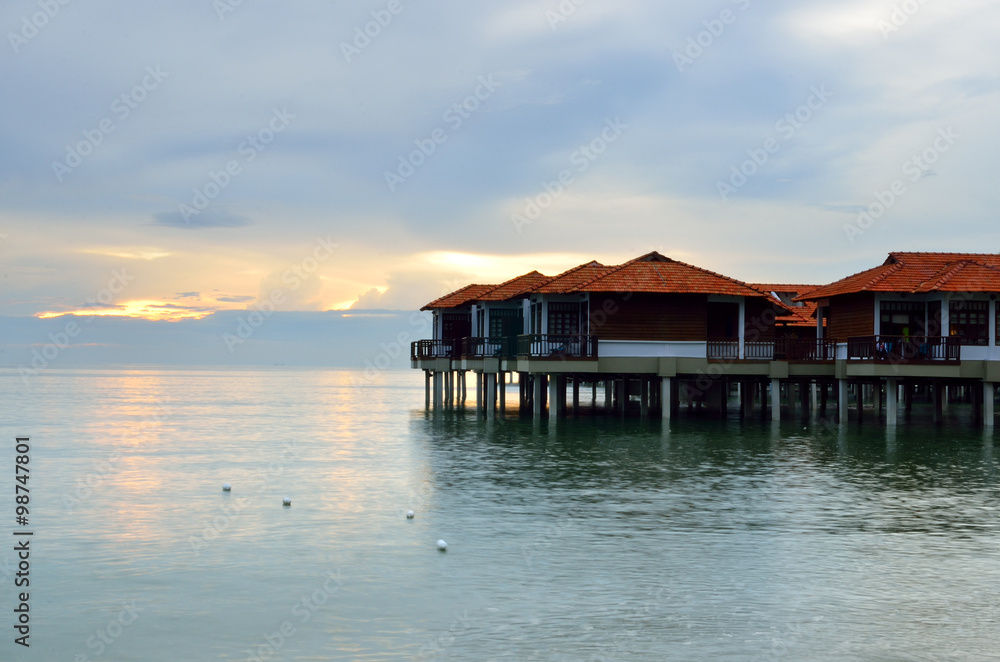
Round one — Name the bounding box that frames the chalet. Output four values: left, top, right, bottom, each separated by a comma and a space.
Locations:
412, 251, 1000, 427
796, 252, 1000, 424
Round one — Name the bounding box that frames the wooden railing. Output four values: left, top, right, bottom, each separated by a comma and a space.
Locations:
744, 341, 774, 360
707, 339, 739, 360
460, 337, 517, 359
775, 338, 838, 361
710, 338, 838, 361
517, 334, 598, 359
847, 336, 960, 363
410, 339, 460, 361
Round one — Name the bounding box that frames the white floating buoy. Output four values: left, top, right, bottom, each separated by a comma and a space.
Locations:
406, 510, 415, 519
222, 483, 231, 491
436, 539, 448, 551
282, 497, 292, 507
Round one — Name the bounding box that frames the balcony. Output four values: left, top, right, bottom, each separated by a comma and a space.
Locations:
708, 338, 838, 361
410, 339, 459, 361
517, 334, 598, 360
460, 336, 517, 360
774, 338, 838, 361
847, 335, 960, 363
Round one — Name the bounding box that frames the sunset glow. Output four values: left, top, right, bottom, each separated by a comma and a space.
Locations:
36, 300, 222, 322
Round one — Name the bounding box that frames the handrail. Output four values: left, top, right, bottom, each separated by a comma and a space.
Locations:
847, 335, 960, 363
517, 334, 598, 359
410, 339, 460, 361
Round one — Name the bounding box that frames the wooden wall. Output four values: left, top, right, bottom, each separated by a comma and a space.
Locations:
827, 293, 875, 340
589, 293, 707, 341
744, 297, 778, 341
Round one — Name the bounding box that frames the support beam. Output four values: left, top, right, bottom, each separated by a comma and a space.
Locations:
486, 373, 496, 420
886, 378, 898, 426
838, 379, 849, 424
771, 378, 781, 421
424, 370, 431, 410
640, 378, 649, 419
532, 375, 542, 418
661, 378, 672, 421
548, 375, 559, 420
572, 378, 580, 414
985, 382, 995, 429
498, 371, 506, 416
433, 371, 443, 411
476, 372, 483, 415
933, 379, 943, 424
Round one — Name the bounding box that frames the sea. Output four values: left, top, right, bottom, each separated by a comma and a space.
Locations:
2, 367, 999, 661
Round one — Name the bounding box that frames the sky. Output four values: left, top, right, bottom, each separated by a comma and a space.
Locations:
3, 0, 1000, 367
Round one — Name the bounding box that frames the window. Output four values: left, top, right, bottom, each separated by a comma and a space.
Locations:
442, 313, 471, 341
949, 300, 988, 346
489, 308, 522, 338
879, 301, 925, 336
548, 302, 580, 335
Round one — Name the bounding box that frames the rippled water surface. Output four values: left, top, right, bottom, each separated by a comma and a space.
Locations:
2, 367, 1000, 660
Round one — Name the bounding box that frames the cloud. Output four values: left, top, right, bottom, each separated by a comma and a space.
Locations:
151, 210, 252, 229
350, 288, 385, 309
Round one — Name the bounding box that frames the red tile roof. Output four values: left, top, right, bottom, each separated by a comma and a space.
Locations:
570, 252, 775, 298
751, 284, 823, 328
422, 252, 796, 310
421, 283, 495, 311
796, 252, 1000, 300
478, 271, 552, 301
534, 261, 611, 293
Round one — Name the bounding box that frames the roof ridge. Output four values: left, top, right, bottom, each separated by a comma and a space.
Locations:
569, 252, 775, 300
862, 261, 903, 290
919, 260, 973, 291
535, 260, 604, 291
477, 270, 550, 298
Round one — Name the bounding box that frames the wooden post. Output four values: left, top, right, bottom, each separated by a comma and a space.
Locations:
886, 378, 898, 426
640, 378, 649, 419
498, 371, 506, 415
433, 371, 443, 411
486, 373, 496, 420
771, 378, 781, 421
549, 375, 559, 421
838, 379, 849, 424
424, 370, 431, 409
572, 378, 580, 414
661, 378, 672, 421
532, 375, 542, 418
476, 372, 483, 415
985, 382, 995, 429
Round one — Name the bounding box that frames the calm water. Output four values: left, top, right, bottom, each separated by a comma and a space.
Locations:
2, 367, 999, 661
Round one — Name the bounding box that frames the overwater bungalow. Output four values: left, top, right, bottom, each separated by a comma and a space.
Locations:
412, 251, 1000, 427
